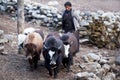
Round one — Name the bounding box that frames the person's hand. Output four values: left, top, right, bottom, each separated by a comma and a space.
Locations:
59, 29, 65, 33
75, 26, 80, 31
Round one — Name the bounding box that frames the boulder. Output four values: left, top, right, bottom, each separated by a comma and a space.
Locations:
91, 12, 99, 20
97, 10, 104, 15
47, 13, 52, 17
79, 39, 89, 44
80, 20, 90, 27
74, 72, 101, 80
47, 1, 59, 6
106, 57, 115, 64
99, 57, 108, 64
115, 54, 120, 65
57, 14, 62, 19
102, 72, 116, 80
74, 72, 89, 80
82, 53, 101, 62
88, 73, 101, 80
102, 64, 111, 73
3, 34, 14, 42
79, 62, 101, 73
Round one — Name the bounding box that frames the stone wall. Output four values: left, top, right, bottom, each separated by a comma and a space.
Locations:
0, 0, 62, 27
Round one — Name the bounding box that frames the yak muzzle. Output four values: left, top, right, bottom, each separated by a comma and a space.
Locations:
50, 60, 56, 65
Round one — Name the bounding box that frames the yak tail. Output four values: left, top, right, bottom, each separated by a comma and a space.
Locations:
73, 30, 79, 41
73, 30, 80, 52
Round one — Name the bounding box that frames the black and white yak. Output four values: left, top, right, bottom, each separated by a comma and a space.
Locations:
42, 33, 65, 78
60, 31, 79, 72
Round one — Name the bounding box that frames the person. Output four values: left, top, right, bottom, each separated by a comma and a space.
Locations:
62, 1, 81, 52
62, 1, 81, 33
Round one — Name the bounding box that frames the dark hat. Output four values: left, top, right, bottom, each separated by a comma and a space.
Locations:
64, 1, 72, 7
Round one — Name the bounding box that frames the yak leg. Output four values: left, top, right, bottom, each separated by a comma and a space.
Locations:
28, 59, 34, 71
62, 58, 67, 68
54, 55, 62, 78
34, 52, 39, 69
45, 62, 52, 76
54, 66, 59, 78
38, 50, 41, 60
33, 57, 38, 69
67, 54, 73, 72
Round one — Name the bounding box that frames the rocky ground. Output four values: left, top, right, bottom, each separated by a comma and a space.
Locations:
0, 0, 120, 80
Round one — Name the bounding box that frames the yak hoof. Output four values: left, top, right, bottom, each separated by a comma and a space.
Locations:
29, 65, 34, 71
54, 75, 58, 79
49, 72, 52, 76
34, 65, 37, 69
71, 62, 73, 65
30, 67, 34, 71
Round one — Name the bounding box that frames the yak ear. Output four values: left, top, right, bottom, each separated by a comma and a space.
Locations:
24, 44, 29, 51
58, 49, 61, 54
43, 42, 45, 45
70, 41, 73, 45
24, 44, 29, 48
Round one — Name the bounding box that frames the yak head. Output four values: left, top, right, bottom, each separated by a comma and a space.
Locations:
24, 43, 37, 60
43, 45, 62, 66
60, 34, 73, 58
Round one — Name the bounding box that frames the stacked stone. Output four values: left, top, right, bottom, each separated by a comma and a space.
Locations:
0, 0, 62, 27
0, 30, 4, 53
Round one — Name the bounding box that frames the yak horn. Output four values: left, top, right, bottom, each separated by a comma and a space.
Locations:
44, 45, 48, 49
58, 45, 62, 49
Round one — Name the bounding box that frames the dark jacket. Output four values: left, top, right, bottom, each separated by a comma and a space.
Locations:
62, 9, 75, 33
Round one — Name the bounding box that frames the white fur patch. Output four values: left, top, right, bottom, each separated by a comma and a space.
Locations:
23, 27, 35, 35
26, 55, 32, 59
18, 34, 26, 46
48, 50, 55, 60
64, 44, 70, 57
59, 33, 63, 37
50, 60, 56, 65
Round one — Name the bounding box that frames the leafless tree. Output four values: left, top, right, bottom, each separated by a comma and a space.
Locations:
17, 0, 24, 34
